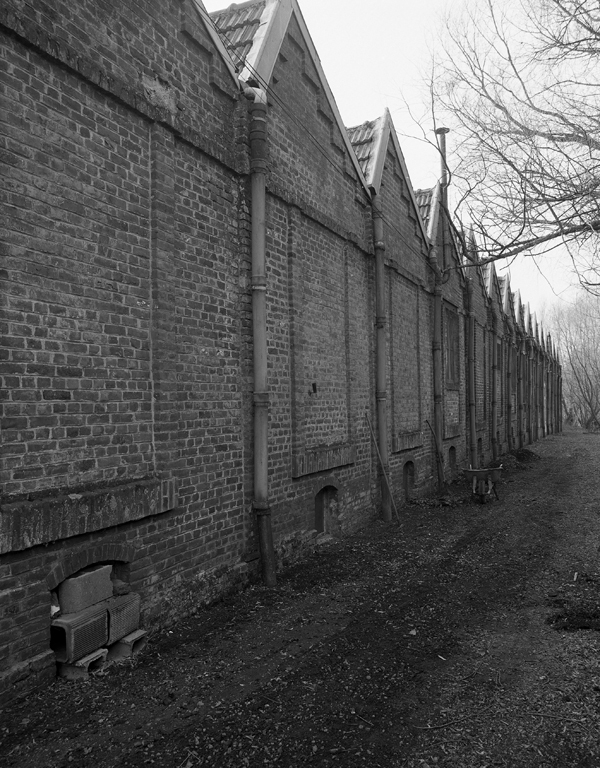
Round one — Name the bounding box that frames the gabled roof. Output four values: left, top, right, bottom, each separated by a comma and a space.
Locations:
210, 0, 267, 68
347, 110, 429, 243
346, 116, 383, 184
190, 0, 243, 87
414, 188, 434, 232
211, 0, 285, 84
485, 261, 505, 312
500, 275, 516, 323
210, 0, 369, 195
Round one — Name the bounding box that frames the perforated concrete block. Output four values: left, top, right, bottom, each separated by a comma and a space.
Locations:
58, 564, 113, 614
57, 648, 108, 681
107, 629, 148, 662
107, 593, 140, 644
51, 601, 108, 662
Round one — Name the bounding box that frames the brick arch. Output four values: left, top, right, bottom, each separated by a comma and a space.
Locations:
46, 543, 137, 590
310, 473, 346, 499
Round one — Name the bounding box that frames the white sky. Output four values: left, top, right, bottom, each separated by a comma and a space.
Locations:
201, 0, 581, 314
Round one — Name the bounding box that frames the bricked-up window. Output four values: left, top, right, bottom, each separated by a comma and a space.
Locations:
445, 308, 460, 388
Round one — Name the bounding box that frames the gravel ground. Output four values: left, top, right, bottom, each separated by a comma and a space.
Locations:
2, 428, 600, 768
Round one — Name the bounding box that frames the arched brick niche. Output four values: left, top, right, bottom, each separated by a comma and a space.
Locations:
46, 544, 137, 590
311, 475, 346, 537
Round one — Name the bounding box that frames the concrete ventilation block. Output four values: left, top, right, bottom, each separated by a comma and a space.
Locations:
58, 564, 113, 614
107, 629, 148, 662
51, 601, 108, 663
57, 648, 108, 681
107, 593, 140, 644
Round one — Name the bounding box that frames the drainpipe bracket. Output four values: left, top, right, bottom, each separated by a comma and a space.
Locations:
250, 158, 268, 174
252, 274, 267, 289
253, 501, 271, 515
253, 392, 269, 407
376, 390, 387, 402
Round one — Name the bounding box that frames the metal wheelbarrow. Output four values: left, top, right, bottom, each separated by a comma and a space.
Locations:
463, 466, 503, 504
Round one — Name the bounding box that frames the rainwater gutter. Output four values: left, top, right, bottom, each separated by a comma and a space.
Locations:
466, 279, 478, 468
244, 84, 277, 587
371, 191, 392, 522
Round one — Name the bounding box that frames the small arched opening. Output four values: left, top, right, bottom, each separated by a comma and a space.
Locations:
448, 446, 457, 475
403, 461, 415, 501
314, 485, 340, 536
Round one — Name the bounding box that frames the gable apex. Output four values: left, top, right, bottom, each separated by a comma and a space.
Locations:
211, 0, 369, 194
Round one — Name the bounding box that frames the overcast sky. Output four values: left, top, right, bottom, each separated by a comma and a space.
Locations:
201, 0, 580, 313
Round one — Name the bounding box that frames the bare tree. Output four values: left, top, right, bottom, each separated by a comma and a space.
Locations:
434, 0, 600, 286
551, 291, 600, 429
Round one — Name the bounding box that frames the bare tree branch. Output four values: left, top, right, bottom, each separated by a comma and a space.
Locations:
432, 0, 600, 287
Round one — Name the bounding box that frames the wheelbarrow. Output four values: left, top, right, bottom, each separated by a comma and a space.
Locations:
463, 466, 503, 504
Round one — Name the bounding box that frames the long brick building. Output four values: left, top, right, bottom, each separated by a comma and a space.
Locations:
0, 0, 561, 701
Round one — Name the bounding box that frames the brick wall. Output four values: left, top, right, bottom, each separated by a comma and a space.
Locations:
0, 0, 561, 704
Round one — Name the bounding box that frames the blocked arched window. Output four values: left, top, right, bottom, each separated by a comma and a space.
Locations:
403, 462, 415, 501
448, 446, 457, 474
314, 485, 339, 535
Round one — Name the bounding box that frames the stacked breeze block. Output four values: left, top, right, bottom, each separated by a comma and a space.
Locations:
50, 602, 109, 663
58, 564, 113, 614
107, 594, 141, 644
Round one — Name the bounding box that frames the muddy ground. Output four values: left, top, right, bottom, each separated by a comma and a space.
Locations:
2, 428, 600, 768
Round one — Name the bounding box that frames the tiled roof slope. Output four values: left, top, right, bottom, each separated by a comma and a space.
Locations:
211, 0, 266, 71
414, 188, 434, 230
347, 117, 383, 184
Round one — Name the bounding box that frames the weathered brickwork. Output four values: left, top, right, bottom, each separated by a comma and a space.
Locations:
0, 0, 561, 703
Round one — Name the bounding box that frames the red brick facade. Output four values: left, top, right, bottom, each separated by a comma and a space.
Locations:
0, 0, 561, 702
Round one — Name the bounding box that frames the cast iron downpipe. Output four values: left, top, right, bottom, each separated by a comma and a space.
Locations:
371, 192, 392, 521
558, 364, 563, 432
247, 89, 277, 587
506, 322, 514, 451
430, 245, 445, 490
527, 341, 533, 444
430, 126, 450, 492
466, 279, 478, 468
426, 195, 445, 491
517, 336, 525, 448
490, 311, 498, 462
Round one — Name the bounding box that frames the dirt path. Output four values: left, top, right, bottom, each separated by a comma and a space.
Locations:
3, 429, 600, 768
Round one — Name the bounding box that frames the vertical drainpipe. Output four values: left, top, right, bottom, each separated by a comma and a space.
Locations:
372, 192, 392, 521
432, 127, 450, 491
527, 341, 532, 442
430, 242, 445, 490
466, 279, 478, 468
490, 311, 498, 461
517, 336, 524, 448
506, 323, 513, 451
558, 362, 563, 432
548, 354, 553, 435
247, 89, 277, 587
